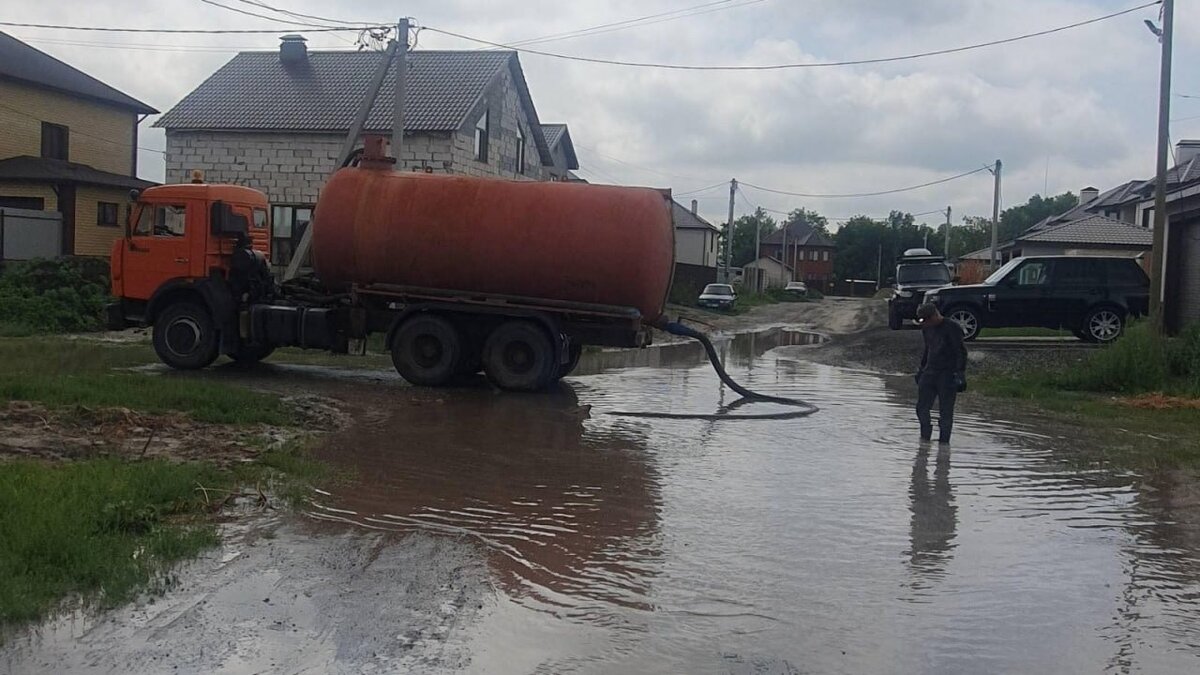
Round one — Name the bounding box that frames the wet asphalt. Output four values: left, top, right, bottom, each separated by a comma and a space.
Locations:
5, 326, 1200, 674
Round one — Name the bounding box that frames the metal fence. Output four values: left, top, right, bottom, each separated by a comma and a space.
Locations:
0, 208, 61, 260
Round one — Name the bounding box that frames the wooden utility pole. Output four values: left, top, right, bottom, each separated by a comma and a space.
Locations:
724, 178, 736, 283
989, 159, 1002, 270
944, 206, 952, 258
392, 18, 409, 161
1150, 0, 1174, 334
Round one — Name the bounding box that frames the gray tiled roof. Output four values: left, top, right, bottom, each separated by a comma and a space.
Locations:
0, 32, 156, 113
541, 124, 566, 148
762, 220, 835, 247
1017, 214, 1152, 247
672, 200, 719, 231
1091, 180, 1143, 208
0, 155, 155, 189
156, 50, 510, 132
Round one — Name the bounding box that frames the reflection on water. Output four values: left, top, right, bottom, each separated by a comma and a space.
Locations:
906, 443, 957, 592
308, 326, 1200, 674
308, 383, 662, 614
572, 327, 824, 376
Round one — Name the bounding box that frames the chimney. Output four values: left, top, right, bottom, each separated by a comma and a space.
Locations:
279, 34, 308, 64
1176, 139, 1200, 165
1080, 186, 1099, 203
691, 199, 698, 215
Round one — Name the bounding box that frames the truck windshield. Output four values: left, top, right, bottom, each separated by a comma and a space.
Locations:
896, 263, 950, 284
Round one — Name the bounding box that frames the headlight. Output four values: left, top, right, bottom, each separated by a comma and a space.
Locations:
896, 290, 913, 298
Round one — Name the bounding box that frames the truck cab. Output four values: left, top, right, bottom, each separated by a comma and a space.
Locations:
109, 180, 275, 367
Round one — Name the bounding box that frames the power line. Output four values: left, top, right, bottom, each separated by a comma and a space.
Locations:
231, 0, 381, 27
196, 0, 336, 28
422, 1, 1159, 71
675, 181, 731, 197
740, 166, 991, 199
511, 0, 768, 47
574, 143, 717, 184
0, 20, 382, 34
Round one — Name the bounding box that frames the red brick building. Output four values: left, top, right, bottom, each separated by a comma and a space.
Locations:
759, 222, 836, 291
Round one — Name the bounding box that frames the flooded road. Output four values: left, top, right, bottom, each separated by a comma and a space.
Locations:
6, 327, 1200, 673
305, 328, 1200, 674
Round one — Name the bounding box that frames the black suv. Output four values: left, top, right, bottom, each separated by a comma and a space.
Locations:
888, 253, 954, 329
924, 255, 1149, 342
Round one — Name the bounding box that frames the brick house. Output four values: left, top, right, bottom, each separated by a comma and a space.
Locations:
155, 35, 562, 268
758, 221, 835, 291
0, 32, 156, 257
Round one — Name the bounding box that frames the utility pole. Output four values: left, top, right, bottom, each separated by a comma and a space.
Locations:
1149, 0, 1174, 335
876, 242, 883, 291
781, 217, 788, 281
724, 178, 736, 283
284, 30, 402, 281
392, 17, 409, 162
944, 206, 952, 258
989, 159, 1002, 270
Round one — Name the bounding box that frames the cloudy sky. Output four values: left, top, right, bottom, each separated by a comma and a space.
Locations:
5, 0, 1196, 227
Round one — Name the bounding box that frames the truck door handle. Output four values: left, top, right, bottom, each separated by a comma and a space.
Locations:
174, 257, 189, 263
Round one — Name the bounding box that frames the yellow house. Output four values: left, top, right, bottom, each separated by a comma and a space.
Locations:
0, 32, 157, 257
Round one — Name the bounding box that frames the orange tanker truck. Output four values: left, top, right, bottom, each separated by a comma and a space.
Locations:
107, 142, 676, 392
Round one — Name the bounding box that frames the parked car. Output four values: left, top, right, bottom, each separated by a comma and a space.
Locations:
784, 281, 808, 297
888, 248, 954, 330
698, 283, 738, 310
923, 255, 1149, 342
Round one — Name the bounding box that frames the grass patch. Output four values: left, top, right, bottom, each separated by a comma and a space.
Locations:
976, 321, 1200, 469
0, 459, 225, 628
0, 338, 288, 424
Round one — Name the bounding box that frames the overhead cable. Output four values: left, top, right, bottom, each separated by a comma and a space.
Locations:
740, 166, 991, 199
421, 1, 1159, 71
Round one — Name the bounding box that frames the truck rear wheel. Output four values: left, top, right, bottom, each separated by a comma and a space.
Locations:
391, 314, 463, 386
153, 302, 220, 370
558, 341, 583, 379
483, 320, 558, 392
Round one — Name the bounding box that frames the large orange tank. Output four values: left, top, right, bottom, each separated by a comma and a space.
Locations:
311, 166, 676, 321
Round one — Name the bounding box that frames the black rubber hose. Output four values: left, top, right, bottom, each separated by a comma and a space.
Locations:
608, 321, 820, 421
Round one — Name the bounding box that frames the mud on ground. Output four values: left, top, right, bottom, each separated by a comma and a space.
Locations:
0, 394, 349, 466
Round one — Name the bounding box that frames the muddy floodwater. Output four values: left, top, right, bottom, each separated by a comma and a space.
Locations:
7, 327, 1200, 674
304, 327, 1200, 673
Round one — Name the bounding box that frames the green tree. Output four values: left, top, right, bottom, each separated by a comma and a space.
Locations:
730, 208, 778, 267
783, 208, 830, 238
997, 192, 1078, 241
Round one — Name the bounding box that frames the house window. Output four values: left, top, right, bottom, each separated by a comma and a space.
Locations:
41, 122, 69, 160
474, 110, 490, 163
516, 124, 526, 175
97, 202, 119, 227
809, 250, 818, 261
822, 250, 829, 261
134, 204, 186, 237
271, 205, 313, 266
0, 196, 45, 210
1142, 208, 1152, 228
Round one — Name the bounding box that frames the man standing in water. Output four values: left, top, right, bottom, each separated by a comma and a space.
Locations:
915, 303, 967, 444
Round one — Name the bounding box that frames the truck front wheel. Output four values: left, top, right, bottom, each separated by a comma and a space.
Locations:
391, 314, 463, 386
483, 320, 558, 392
153, 302, 220, 370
